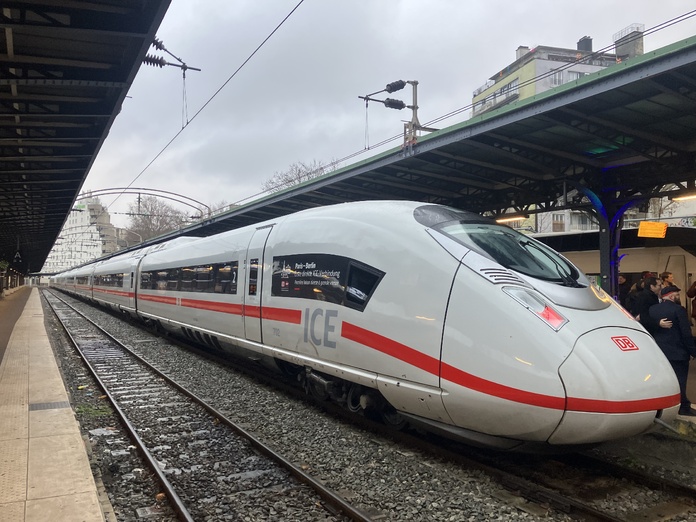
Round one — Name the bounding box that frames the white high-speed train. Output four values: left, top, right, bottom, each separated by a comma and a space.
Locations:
51, 201, 680, 451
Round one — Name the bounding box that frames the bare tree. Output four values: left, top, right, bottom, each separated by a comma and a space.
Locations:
127, 195, 189, 240
261, 160, 337, 194
210, 200, 230, 212
651, 196, 679, 220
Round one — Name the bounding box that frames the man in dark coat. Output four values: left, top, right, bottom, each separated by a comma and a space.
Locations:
649, 286, 696, 416
625, 272, 652, 313
633, 276, 672, 334
617, 274, 631, 308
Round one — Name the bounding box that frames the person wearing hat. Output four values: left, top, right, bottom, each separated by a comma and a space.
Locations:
649, 285, 696, 416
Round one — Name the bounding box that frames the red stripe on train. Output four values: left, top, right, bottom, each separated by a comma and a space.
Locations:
341, 322, 440, 375
341, 321, 678, 414
565, 394, 680, 413
93, 288, 133, 298
139, 295, 300, 324
180, 298, 243, 315
139, 294, 177, 305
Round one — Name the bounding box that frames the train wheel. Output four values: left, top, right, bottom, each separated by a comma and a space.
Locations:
381, 406, 407, 430
304, 371, 330, 401
346, 384, 363, 414
308, 379, 329, 401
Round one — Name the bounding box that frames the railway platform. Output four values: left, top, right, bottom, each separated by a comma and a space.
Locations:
0, 287, 108, 522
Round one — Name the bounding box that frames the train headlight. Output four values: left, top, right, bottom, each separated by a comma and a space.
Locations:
502, 286, 568, 331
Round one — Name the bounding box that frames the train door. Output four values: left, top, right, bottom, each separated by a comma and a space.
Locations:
243, 225, 273, 342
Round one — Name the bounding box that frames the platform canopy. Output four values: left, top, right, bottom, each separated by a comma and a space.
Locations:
0, 0, 171, 275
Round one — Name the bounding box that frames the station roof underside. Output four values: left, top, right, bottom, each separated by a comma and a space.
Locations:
1, 8, 695, 274
0, 0, 171, 274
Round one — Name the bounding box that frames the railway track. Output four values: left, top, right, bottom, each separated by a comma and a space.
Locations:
43, 290, 369, 522
45, 289, 696, 521
457, 448, 696, 521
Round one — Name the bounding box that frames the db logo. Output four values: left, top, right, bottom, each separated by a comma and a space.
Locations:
612, 336, 639, 351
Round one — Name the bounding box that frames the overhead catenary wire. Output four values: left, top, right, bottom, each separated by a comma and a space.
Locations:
101, 0, 306, 215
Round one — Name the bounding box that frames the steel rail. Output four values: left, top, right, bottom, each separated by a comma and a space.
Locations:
44, 289, 374, 522
44, 290, 195, 522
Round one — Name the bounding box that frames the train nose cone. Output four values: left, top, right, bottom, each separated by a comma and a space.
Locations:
549, 327, 680, 445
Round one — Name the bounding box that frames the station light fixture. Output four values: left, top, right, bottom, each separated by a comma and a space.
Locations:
496, 214, 528, 224
669, 193, 696, 202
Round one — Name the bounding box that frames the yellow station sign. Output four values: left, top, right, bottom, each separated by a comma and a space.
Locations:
637, 221, 668, 238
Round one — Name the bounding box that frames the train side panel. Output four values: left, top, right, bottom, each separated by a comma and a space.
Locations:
72, 264, 95, 301
91, 254, 139, 313
261, 205, 454, 387
137, 232, 251, 346
259, 205, 457, 421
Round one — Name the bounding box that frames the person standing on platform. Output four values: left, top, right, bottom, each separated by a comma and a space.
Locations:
625, 271, 653, 314
661, 271, 681, 304
649, 286, 696, 416
617, 274, 631, 308
686, 280, 696, 324
632, 276, 672, 334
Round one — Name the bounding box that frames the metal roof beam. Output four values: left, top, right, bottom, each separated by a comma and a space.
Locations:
486, 131, 603, 168
559, 106, 687, 152
344, 174, 463, 199
464, 137, 557, 176
430, 149, 548, 181
382, 162, 496, 190
538, 113, 665, 165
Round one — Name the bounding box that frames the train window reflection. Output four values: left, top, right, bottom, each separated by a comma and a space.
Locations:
248, 258, 258, 296
437, 223, 579, 283
214, 262, 238, 294
345, 263, 383, 311
141, 262, 238, 294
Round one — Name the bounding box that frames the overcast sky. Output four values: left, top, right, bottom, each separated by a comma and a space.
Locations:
82, 1, 696, 228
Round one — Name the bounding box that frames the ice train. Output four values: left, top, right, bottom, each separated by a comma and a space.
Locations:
50, 201, 680, 451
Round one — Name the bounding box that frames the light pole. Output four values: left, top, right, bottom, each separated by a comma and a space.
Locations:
122, 229, 143, 248
359, 80, 438, 152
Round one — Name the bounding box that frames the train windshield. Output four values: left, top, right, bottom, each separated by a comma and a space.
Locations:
436, 222, 581, 285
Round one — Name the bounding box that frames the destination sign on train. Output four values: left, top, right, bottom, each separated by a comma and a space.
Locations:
638, 221, 668, 238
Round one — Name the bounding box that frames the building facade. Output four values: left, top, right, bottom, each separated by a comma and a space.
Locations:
41, 195, 120, 273
472, 25, 644, 118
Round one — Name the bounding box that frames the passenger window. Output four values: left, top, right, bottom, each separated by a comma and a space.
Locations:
167, 268, 180, 291
180, 267, 194, 292
345, 263, 383, 311
194, 266, 213, 292
214, 262, 238, 294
